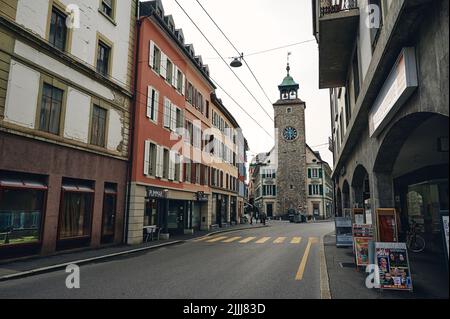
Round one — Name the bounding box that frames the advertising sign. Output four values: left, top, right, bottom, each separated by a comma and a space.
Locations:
376, 208, 398, 242
353, 224, 374, 266
369, 47, 418, 137
375, 242, 413, 291
335, 217, 353, 247
355, 237, 371, 266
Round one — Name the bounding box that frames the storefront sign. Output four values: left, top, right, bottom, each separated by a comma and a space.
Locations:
335, 217, 353, 247
369, 47, 418, 137
353, 208, 365, 225
196, 191, 208, 202
146, 187, 167, 199
376, 208, 398, 242
375, 242, 413, 291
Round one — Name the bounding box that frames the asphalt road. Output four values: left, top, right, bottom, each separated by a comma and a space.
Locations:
0, 221, 334, 299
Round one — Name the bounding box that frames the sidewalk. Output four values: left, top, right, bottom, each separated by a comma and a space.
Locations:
0, 223, 268, 281
323, 232, 449, 299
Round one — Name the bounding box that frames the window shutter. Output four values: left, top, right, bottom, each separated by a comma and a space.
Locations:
320, 185, 324, 195
308, 185, 312, 196
178, 155, 184, 182
319, 169, 323, 178
308, 169, 311, 178
155, 146, 162, 177
181, 73, 186, 95
144, 141, 150, 176
170, 104, 177, 131
173, 65, 178, 87
149, 41, 155, 68
160, 52, 167, 78
146, 87, 152, 119
153, 89, 159, 123
169, 151, 175, 180
164, 98, 171, 128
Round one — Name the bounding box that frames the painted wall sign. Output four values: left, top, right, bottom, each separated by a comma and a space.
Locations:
369, 47, 418, 137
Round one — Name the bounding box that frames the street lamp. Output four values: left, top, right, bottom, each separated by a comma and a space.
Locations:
230, 53, 244, 68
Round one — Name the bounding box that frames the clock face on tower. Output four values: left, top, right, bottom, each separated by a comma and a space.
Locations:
283, 126, 298, 141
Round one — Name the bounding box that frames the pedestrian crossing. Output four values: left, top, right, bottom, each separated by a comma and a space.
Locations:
194, 235, 317, 245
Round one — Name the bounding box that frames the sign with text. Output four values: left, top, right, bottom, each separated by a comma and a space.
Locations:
335, 217, 353, 247
146, 187, 167, 199
353, 224, 374, 266
375, 242, 413, 291
352, 208, 365, 225
369, 47, 418, 137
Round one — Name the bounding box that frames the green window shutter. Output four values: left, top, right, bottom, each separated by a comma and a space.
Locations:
308, 169, 311, 178
319, 169, 323, 178
308, 185, 312, 196
320, 185, 324, 195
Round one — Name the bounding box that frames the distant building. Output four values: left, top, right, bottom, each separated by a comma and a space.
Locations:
306, 147, 333, 220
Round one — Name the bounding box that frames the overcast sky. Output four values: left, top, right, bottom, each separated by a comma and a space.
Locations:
149, 0, 333, 166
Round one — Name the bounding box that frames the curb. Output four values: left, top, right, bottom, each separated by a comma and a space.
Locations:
319, 232, 332, 299
0, 225, 268, 282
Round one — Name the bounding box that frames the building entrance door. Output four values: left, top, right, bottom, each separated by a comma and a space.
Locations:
267, 203, 273, 217
167, 201, 185, 234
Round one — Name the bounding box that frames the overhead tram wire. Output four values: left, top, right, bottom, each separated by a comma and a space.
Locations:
173, 0, 274, 123
194, 0, 274, 107
245, 39, 316, 58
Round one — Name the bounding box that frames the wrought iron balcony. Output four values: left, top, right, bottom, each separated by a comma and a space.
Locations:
320, 0, 358, 17
312, 0, 360, 88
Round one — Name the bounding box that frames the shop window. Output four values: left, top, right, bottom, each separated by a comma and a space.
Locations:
0, 174, 47, 247
49, 7, 67, 51
90, 105, 107, 147
144, 198, 159, 227
39, 83, 63, 135
58, 179, 94, 240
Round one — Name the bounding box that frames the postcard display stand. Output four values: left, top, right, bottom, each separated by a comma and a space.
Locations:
374, 208, 413, 292
375, 242, 413, 292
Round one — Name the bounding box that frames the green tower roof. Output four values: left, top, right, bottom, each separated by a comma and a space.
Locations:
278, 64, 299, 89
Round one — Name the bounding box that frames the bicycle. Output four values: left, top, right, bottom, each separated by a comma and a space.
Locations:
406, 221, 426, 253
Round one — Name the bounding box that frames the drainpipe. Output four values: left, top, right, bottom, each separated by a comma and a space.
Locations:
124, 2, 141, 244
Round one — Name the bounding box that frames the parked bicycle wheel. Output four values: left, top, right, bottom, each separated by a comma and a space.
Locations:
408, 235, 426, 253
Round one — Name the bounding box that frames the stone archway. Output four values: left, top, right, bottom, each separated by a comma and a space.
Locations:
342, 180, 350, 212
351, 164, 371, 208
336, 188, 342, 217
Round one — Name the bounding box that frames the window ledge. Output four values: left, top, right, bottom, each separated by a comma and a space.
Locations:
98, 10, 117, 26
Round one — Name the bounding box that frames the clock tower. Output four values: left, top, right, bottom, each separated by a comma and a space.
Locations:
274, 62, 307, 216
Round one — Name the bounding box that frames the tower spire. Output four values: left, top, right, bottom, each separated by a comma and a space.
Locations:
287, 52, 291, 76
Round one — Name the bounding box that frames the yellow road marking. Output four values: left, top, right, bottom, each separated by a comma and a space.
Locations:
295, 237, 319, 281
255, 237, 271, 244
222, 236, 242, 243
206, 236, 229, 243
194, 236, 217, 242
239, 237, 257, 243
291, 237, 302, 244
273, 237, 286, 244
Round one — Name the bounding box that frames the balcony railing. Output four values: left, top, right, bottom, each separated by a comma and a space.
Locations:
320, 0, 358, 17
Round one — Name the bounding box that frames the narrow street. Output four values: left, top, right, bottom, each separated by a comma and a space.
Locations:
0, 221, 333, 299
